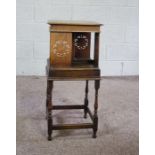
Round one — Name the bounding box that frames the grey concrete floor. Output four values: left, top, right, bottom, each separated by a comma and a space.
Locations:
17, 76, 139, 155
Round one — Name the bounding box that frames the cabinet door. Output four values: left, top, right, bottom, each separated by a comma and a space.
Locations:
50, 32, 72, 66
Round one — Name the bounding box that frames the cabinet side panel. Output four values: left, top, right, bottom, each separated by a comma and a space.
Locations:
50, 33, 72, 66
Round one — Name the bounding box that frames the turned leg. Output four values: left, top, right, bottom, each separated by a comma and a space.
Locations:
93, 80, 100, 138
46, 80, 53, 141
46, 80, 49, 120
84, 80, 89, 118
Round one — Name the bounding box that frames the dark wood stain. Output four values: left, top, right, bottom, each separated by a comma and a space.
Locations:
46, 21, 102, 140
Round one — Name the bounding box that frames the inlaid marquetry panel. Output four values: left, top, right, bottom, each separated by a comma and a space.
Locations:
72, 32, 91, 60
50, 33, 72, 66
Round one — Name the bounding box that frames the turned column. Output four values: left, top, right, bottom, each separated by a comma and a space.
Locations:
93, 80, 100, 138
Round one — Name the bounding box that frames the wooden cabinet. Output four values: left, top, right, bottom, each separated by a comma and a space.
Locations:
46, 21, 102, 140
48, 20, 102, 68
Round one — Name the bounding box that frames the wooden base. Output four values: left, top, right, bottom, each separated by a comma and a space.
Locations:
46, 79, 100, 140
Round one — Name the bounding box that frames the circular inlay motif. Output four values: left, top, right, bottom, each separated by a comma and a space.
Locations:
74, 35, 89, 50
53, 40, 70, 57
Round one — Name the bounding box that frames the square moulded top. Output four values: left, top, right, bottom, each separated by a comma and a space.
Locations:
47, 20, 103, 26
48, 20, 103, 32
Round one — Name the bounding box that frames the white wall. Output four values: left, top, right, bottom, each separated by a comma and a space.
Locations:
16, 0, 139, 76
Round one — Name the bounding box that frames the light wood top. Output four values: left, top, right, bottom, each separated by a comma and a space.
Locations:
48, 20, 103, 26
